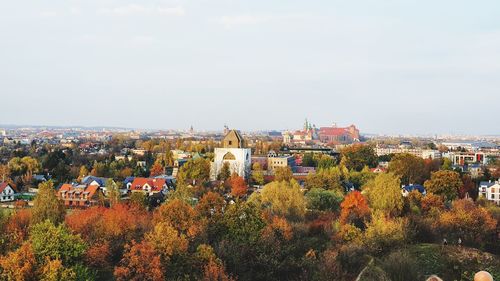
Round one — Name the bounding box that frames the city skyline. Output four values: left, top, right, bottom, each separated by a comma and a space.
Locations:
1, 0, 499, 135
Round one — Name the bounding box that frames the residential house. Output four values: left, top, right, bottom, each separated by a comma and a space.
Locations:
129, 177, 168, 196
0, 182, 17, 202
58, 184, 102, 208
479, 181, 500, 205
402, 184, 426, 197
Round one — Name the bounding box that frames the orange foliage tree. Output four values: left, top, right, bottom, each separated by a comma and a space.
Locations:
230, 174, 248, 198
114, 241, 164, 281
436, 199, 497, 247
149, 162, 164, 177
4, 209, 32, 250
0, 242, 37, 281
340, 191, 370, 229
153, 199, 200, 238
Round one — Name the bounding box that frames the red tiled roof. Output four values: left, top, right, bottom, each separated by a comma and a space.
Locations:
0, 182, 16, 193
130, 178, 166, 192
318, 127, 349, 136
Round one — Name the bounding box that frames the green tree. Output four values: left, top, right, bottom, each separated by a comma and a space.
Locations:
388, 153, 425, 185
218, 162, 231, 181
251, 163, 265, 185
340, 144, 377, 171
424, 170, 462, 200
365, 173, 404, 217
105, 179, 121, 207
304, 167, 343, 191
364, 212, 408, 254
305, 188, 343, 212
32, 181, 65, 225
30, 220, 86, 265
177, 158, 211, 185
259, 180, 306, 220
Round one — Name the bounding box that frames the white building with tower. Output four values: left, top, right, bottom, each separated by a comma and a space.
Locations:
211, 129, 251, 180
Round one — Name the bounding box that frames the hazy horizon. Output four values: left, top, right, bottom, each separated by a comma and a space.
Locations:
1, 0, 499, 135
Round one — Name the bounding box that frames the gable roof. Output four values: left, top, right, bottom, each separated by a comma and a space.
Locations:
403, 184, 426, 193
130, 178, 166, 192
0, 182, 16, 193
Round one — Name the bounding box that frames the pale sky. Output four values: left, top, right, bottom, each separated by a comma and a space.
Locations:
1, 0, 499, 135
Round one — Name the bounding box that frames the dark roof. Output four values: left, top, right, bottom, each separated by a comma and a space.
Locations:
479, 181, 494, 187
403, 184, 426, 193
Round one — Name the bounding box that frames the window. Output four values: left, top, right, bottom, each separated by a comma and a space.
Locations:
228, 141, 232, 145
492, 194, 495, 199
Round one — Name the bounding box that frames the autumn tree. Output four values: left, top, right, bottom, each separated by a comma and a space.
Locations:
218, 162, 231, 181
145, 222, 189, 263
424, 170, 462, 200
106, 179, 121, 207
273, 166, 293, 182
0, 164, 10, 182
436, 199, 497, 248
153, 199, 200, 238
259, 180, 306, 220
388, 153, 425, 185
365, 173, 404, 217
149, 162, 164, 177
39, 258, 76, 281
229, 174, 248, 198
340, 191, 370, 229
340, 144, 377, 171
31, 181, 65, 225
0, 242, 38, 281
251, 162, 265, 185
114, 241, 164, 281
364, 212, 409, 254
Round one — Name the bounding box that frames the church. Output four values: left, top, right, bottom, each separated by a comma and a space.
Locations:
211, 129, 252, 180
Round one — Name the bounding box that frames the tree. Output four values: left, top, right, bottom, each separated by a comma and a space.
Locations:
459, 175, 477, 199
129, 192, 148, 209
388, 153, 425, 185
305, 188, 343, 212
340, 191, 370, 229
424, 170, 462, 200
259, 180, 306, 220
230, 174, 248, 198
365, 173, 404, 217
304, 167, 343, 192
30, 220, 86, 266
196, 192, 225, 219
153, 199, 200, 238
105, 179, 121, 207
149, 162, 164, 177
114, 241, 164, 281
251, 163, 265, 185
146, 222, 189, 262
39, 258, 76, 281
340, 144, 377, 171
436, 199, 497, 248
273, 166, 293, 182
31, 181, 65, 225
177, 158, 211, 185
364, 212, 408, 254
0, 164, 10, 182
0, 242, 38, 281
77, 166, 89, 181
317, 155, 336, 170
218, 162, 231, 181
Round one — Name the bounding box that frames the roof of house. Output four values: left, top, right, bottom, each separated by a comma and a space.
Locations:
318, 127, 349, 136
81, 176, 108, 187
0, 182, 16, 193
130, 177, 166, 192
479, 181, 495, 188
403, 184, 426, 193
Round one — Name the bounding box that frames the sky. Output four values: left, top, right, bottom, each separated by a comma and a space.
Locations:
0, 0, 499, 135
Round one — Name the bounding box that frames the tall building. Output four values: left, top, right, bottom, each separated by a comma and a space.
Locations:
211, 129, 251, 180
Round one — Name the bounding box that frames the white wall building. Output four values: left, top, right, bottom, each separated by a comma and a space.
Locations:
479, 180, 500, 205
0, 183, 17, 202
211, 130, 251, 180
